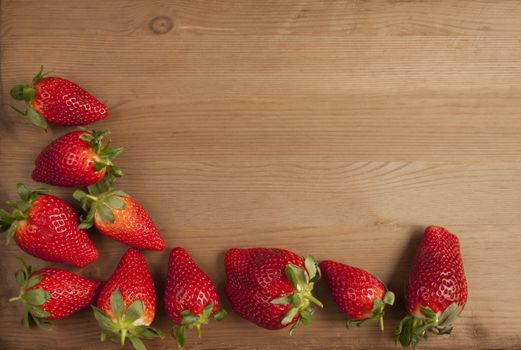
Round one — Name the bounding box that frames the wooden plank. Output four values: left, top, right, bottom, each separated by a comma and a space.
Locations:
1, 161, 521, 226
1, 35, 521, 161
1, 0, 521, 349
2, 0, 521, 36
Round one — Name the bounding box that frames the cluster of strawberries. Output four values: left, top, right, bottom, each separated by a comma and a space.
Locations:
2, 68, 468, 349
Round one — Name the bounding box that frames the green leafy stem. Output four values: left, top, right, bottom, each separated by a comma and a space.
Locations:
395, 303, 462, 348
173, 302, 227, 349
271, 256, 323, 335
8, 257, 52, 328
92, 289, 164, 350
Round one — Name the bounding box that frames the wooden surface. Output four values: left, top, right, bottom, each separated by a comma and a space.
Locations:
1, 1, 521, 349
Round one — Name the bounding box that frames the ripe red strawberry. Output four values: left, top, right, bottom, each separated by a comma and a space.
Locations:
10, 66, 108, 129
92, 249, 163, 350
9, 258, 102, 327
164, 247, 227, 348
0, 183, 98, 267
32, 129, 122, 187
319, 260, 394, 331
396, 226, 468, 348
224, 248, 322, 334
74, 181, 165, 251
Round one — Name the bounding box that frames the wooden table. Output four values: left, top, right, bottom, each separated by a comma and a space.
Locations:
1, 1, 520, 349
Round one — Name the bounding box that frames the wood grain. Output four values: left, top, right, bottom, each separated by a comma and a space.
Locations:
1, 1, 521, 349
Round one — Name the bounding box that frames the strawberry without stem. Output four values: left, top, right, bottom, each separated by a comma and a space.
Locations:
92, 249, 163, 350
9, 258, 102, 328
319, 260, 394, 331
74, 181, 165, 251
396, 226, 468, 348
32, 129, 122, 187
10, 66, 108, 129
0, 183, 98, 267
224, 248, 322, 334
164, 247, 226, 348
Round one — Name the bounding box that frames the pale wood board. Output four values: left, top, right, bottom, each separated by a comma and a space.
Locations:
1, 1, 521, 349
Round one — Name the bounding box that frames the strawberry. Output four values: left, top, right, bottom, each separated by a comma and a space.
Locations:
32, 129, 122, 187
396, 226, 468, 348
10, 66, 108, 129
164, 247, 227, 348
0, 183, 98, 267
92, 248, 163, 350
319, 260, 394, 331
74, 181, 165, 251
9, 258, 102, 328
224, 247, 322, 334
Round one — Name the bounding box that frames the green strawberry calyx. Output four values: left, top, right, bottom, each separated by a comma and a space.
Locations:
270, 255, 323, 335
92, 289, 164, 350
0, 183, 50, 245
9, 66, 50, 130
8, 257, 52, 329
395, 303, 463, 348
346, 290, 395, 331
173, 302, 227, 349
73, 179, 129, 229
78, 128, 123, 180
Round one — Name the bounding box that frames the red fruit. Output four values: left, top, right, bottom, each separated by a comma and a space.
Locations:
32, 129, 122, 187
164, 247, 227, 348
396, 226, 468, 348
0, 183, 98, 267
319, 260, 394, 330
224, 247, 322, 333
92, 249, 163, 350
10, 66, 108, 129
74, 182, 165, 251
9, 258, 101, 327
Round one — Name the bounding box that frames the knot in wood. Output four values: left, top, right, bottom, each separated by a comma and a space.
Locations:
149, 16, 174, 35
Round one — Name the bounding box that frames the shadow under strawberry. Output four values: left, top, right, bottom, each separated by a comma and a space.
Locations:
385, 226, 424, 340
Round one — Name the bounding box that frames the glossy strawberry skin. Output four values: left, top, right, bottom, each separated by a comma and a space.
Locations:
224, 248, 305, 330
94, 196, 165, 251
31, 268, 102, 320
320, 260, 385, 320
32, 77, 107, 126
164, 247, 219, 324
406, 226, 468, 316
32, 130, 105, 187
96, 249, 156, 325
15, 194, 98, 267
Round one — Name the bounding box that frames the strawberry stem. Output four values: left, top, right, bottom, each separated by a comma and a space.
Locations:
78, 129, 124, 182
9, 66, 51, 130
9, 258, 52, 328
274, 256, 322, 334
92, 290, 164, 350
74, 181, 130, 229
120, 329, 127, 347
304, 293, 323, 308
173, 302, 224, 348
1, 183, 50, 245
395, 303, 463, 348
